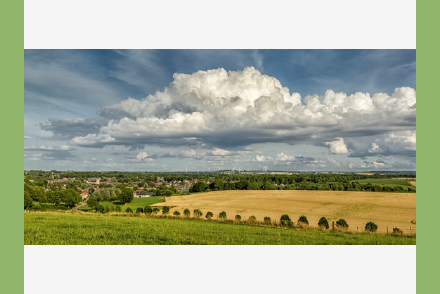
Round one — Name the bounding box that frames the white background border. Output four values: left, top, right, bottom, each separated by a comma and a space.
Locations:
24, 1, 416, 293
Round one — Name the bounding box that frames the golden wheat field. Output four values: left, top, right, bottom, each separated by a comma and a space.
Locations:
152, 190, 416, 233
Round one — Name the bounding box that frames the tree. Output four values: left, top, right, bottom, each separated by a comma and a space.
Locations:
206, 211, 214, 219
219, 211, 227, 219
152, 208, 160, 214
63, 188, 80, 208
393, 227, 402, 234
115, 205, 121, 213
318, 217, 329, 229
24, 195, 33, 210
248, 215, 257, 223
298, 215, 309, 225
336, 219, 349, 229
235, 215, 242, 222
173, 211, 181, 216
193, 209, 203, 218
190, 182, 208, 193
264, 216, 271, 225
46, 191, 61, 206
144, 206, 153, 214
104, 205, 110, 213
183, 208, 191, 217
126, 207, 133, 213
162, 206, 170, 214
24, 184, 46, 202
120, 188, 134, 204
280, 214, 291, 226
136, 207, 144, 214
87, 197, 99, 210
365, 221, 378, 232
96, 205, 105, 213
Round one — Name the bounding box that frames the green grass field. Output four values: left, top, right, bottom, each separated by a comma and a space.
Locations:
24, 213, 416, 245
351, 178, 414, 188
80, 196, 166, 212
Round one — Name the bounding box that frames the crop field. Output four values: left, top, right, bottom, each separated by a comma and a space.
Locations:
351, 178, 414, 188
24, 212, 415, 245
152, 190, 416, 233
80, 196, 164, 212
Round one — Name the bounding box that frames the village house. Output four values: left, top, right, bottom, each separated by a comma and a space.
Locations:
135, 191, 156, 198
87, 178, 100, 185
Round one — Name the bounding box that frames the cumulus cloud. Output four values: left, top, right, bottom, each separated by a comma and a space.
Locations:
136, 151, 148, 159
325, 137, 349, 154
67, 67, 415, 159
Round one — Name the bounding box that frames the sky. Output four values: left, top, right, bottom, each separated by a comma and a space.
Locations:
24, 49, 416, 172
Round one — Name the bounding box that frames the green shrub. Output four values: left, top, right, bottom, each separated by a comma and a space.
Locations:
248, 215, 257, 223
206, 211, 214, 219
183, 208, 190, 217
105, 205, 110, 213
235, 215, 242, 221
264, 216, 271, 225
298, 215, 309, 225
318, 217, 329, 229
109, 206, 115, 212
336, 218, 349, 229
96, 205, 105, 213
194, 209, 203, 218
162, 206, 170, 214
173, 211, 181, 216
144, 206, 153, 214
365, 221, 378, 232
393, 227, 402, 234
152, 208, 160, 214
125, 207, 133, 213
219, 211, 227, 219
136, 207, 144, 214
115, 205, 121, 213
280, 214, 291, 226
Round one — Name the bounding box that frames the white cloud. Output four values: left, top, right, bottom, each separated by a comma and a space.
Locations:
275, 152, 296, 162
368, 143, 382, 153
69, 67, 415, 159
325, 137, 349, 154
136, 151, 148, 159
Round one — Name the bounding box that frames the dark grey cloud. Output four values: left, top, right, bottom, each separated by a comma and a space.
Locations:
39, 118, 107, 140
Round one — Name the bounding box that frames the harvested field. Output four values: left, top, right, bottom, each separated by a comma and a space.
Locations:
409, 181, 416, 186
153, 190, 416, 233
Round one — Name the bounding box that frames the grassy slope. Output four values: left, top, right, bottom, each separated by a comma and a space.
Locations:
24, 213, 416, 245
80, 197, 165, 212
351, 179, 413, 188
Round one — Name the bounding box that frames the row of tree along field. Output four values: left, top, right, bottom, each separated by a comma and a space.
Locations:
74, 203, 409, 236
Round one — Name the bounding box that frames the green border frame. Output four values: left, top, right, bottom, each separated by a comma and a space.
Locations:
6, 1, 427, 293
1, 1, 23, 294
417, 1, 435, 293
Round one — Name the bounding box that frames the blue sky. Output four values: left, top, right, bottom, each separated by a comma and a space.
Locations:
24, 49, 416, 171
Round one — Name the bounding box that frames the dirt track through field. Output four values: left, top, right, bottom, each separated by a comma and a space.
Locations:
152, 190, 416, 233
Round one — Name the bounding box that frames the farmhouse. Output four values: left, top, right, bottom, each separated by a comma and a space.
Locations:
135, 191, 156, 197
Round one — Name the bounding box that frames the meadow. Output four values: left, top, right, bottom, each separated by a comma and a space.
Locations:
351, 178, 414, 188
24, 212, 415, 245
151, 190, 416, 234
80, 196, 165, 212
